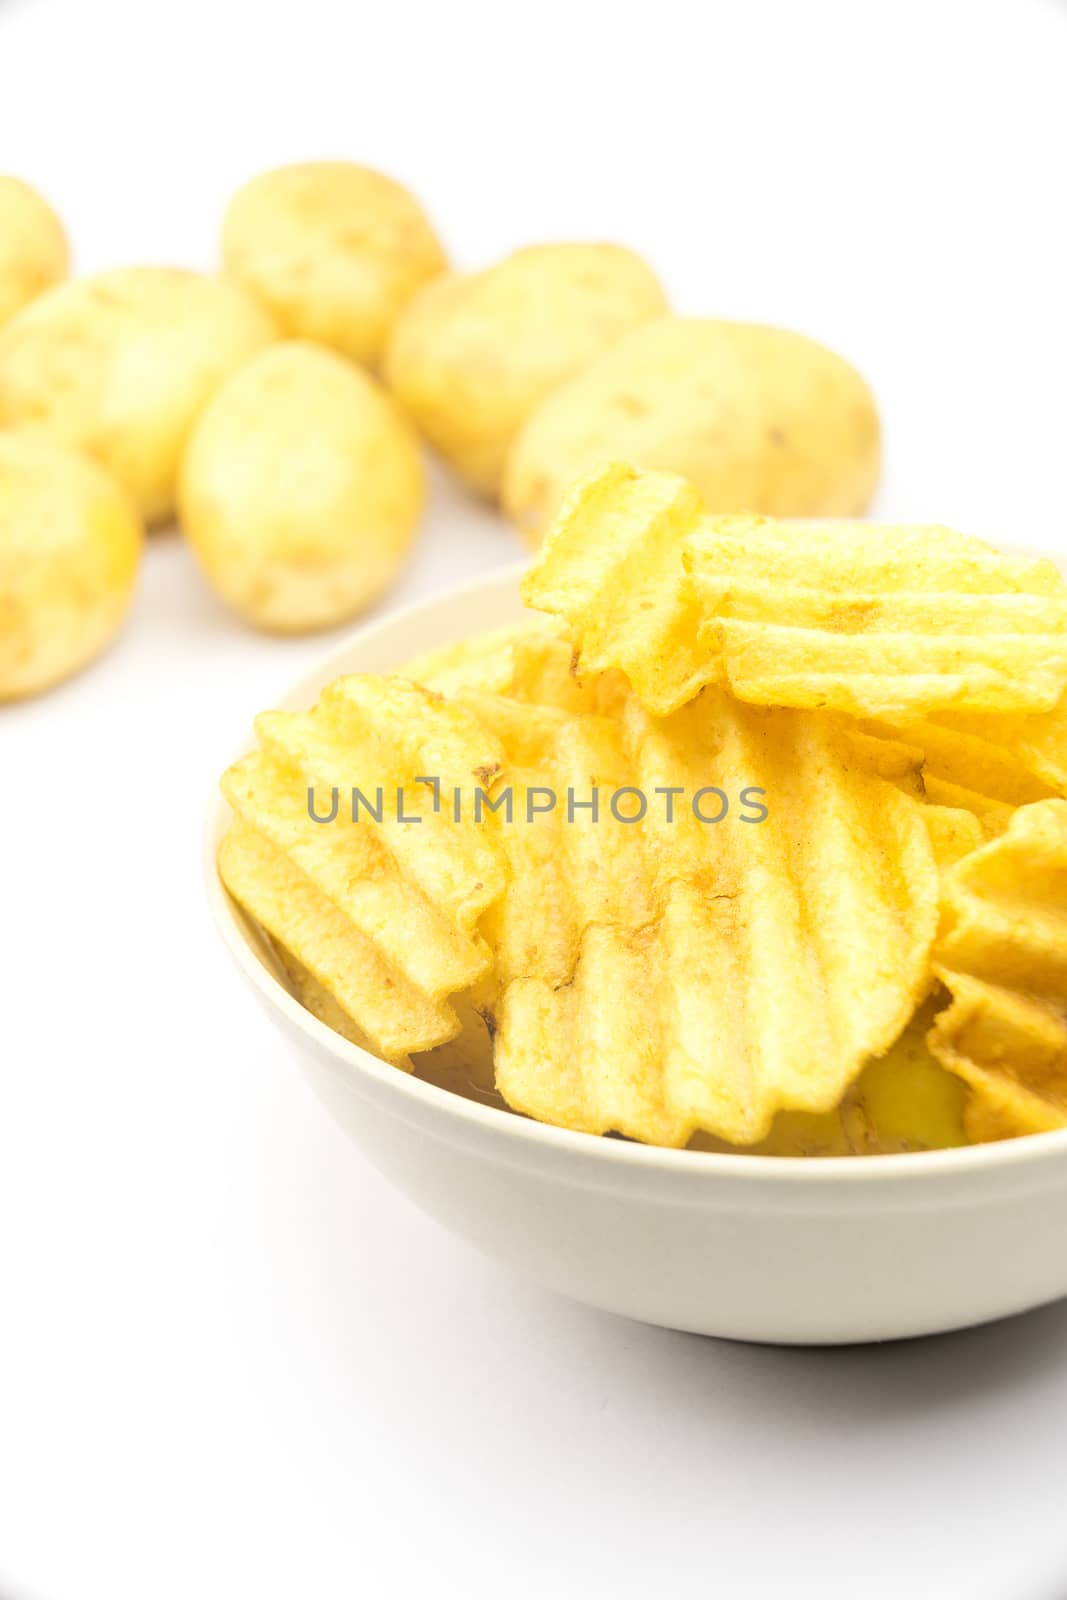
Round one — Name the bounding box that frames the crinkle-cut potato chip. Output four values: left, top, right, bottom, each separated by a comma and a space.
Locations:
847, 729, 1009, 870
855, 713, 1059, 838
848, 720, 990, 869
403, 613, 632, 718
922, 805, 986, 877
404, 618, 632, 771
692, 1003, 969, 1156
923, 783, 1015, 840
452, 694, 574, 769
481, 686, 939, 1146
521, 462, 1067, 720
520, 462, 710, 714
688, 523, 1067, 722
930, 800, 1067, 1138
924, 696, 1067, 798
265, 927, 501, 1102
220, 820, 440, 1064
218, 675, 510, 1061
859, 715, 1056, 809
401, 615, 567, 698
267, 930, 396, 1056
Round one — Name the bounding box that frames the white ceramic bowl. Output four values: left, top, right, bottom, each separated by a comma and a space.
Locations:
204, 564, 1067, 1345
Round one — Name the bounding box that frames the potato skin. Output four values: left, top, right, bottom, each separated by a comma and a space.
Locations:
0, 433, 142, 701
221, 162, 448, 368
0, 267, 277, 523
0, 177, 69, 329
178, 341, 424, 633
384, 243, 668, 499
502, 316, 881, 545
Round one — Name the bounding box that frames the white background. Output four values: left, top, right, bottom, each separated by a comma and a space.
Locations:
2, 0, 1067, 1596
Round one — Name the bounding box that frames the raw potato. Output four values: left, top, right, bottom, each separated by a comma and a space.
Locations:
221, 161, 448, 368
0, 433, 141, 701
502, 315, 881, 545
0, 267, 276, 523
0, 177, 69, 328
179, 341, 424, 632
384, 243, 668, 498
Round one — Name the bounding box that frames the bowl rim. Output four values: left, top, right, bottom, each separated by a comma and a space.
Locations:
203, 556, 1067, 1187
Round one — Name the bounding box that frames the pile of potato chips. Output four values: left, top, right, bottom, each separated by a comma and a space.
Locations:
219, 463, 1067, 1154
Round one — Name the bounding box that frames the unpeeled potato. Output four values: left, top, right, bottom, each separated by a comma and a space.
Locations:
221, 161, 448, 368
384, 243, 668, 498
0, 433, 142, 701
0, 176, 69, 329
502, 315, 881, 545
178, 341, 424, 633
0, 267, 277, 524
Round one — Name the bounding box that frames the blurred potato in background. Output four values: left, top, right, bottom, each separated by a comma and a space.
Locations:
0, 267, 277, 523
384, 242, 668, 498
503, 315, 881, 545
0, 175, 68, 329
179, 341, 424, 632
0, 432, 142, 701
221, 161, 448, 368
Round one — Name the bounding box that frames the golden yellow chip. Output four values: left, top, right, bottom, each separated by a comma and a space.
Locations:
691, 533, 1067, 722
855, 712, 1058, 841
929, 799, 1067, 1137
861, 715, 1054, 806
404, 617, 633, 775
267, 928, 402, 1057
449, 693, 572, 769
926, 696, 1067, 798
265, 924, 500, 1097
850, 1006, 970, 1153
922, 804, 986, 875
520, 463, 709, 714
692, 1002, 969, 1156
219, 675, 509, 1060
521, 463, 1067, 720
401, 616, 566, 698
220, 820, 449, 1064
482, 687, 939, 1146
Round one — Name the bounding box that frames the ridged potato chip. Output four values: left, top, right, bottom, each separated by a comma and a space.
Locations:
219, 676, 509, 1061
922, 804, 986, 876
860, 714, 1055, 808
692, 526, 1067, 722
930, 800, 1067, 1138
221, 820, 444, 1066
692, 1003, 969, 1156
267, 932, 387, 1054
857, 704, 1066, 849
404, 615, 634, 767
924, 698, 1067, 798
522, 463, 1067, 719
481, 687, 939, 1146
401, 615, 570, 699
520, 464, 709, 711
